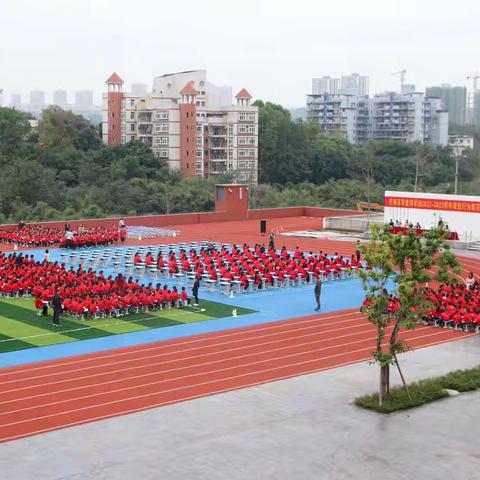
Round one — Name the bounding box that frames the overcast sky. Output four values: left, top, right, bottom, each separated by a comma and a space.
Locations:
1, 0, 479, 107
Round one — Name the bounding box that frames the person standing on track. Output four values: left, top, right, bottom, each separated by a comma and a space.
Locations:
314, 276, 322, 311
192, 276, 200, 306
355, 240, 361, 263
51, 289, 63, 327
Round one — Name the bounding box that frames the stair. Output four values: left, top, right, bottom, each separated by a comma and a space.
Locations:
467, 241, 480, 251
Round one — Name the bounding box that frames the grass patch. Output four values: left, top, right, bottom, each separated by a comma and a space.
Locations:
0, 297, 256, 354
355, 366, 480, 414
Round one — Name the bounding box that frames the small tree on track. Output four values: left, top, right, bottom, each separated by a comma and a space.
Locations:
358, 224, 461, 405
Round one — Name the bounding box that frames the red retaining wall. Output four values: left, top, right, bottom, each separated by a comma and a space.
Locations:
0, 206, 358, 231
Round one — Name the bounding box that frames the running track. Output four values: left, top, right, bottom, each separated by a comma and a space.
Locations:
0, 308, 472, 443
0, 217, 479, 443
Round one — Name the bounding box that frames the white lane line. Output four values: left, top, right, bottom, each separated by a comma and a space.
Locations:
0, 313, 366, 384
0, 331, 467, 443
0, 321, 406, 399
0, 306, 206, 343
0, 310, 359, 377
0, 329, 461, 429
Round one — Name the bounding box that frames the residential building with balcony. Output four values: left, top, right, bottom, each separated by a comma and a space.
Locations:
307, 89, 448, 147
102, 70, 258, 184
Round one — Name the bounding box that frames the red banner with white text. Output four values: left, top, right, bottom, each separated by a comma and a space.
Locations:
384, 196, 480, 213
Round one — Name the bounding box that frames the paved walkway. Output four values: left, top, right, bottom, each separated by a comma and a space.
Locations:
1, 335, 479, 480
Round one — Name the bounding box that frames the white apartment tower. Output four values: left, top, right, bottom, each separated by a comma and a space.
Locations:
312, 73, 369, 97
307, 89, 448, 147
103, 70, 258, 184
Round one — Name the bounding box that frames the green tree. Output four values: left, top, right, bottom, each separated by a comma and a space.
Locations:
38, 106, 101, 151
0, 107, 32, 156
359, 225, 461, 405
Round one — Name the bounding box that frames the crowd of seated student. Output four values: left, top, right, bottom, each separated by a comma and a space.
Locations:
133, 243, 365, 289
0, 252, 190, 319
0, 224, 126, 248
59, 225, 127, 248
424, 276, 480, 331
361, 275, 480, 332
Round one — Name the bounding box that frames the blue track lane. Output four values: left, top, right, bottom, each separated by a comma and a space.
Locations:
0, 246, 368, 368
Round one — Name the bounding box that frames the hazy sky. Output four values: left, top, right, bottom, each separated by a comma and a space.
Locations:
1, 0, 479, 107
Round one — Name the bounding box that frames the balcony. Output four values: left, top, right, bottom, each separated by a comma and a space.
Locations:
138, 112, 153, 123
138, 125, 153, 135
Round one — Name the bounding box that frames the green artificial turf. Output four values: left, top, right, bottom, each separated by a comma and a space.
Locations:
0, 297, 255, 354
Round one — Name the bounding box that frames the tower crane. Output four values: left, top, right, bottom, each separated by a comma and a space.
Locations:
391, 69, 407, 92
467, 71, 479, 92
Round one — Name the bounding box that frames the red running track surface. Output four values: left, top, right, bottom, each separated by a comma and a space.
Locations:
0, 308, 472, 443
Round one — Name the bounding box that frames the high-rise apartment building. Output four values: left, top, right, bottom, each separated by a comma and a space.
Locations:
312, 73, 369, 97
103, 70, 258, 184
53, 90, 67, 108
75, 90, 94, 107
307, 90, 448, 147
306, 93, 358, 143
30, 90, 45, 111
425, 84, 467, 125
340, 73, 369, 97
312, 76, 340, 95
473, 91, 480, 126
10, 94, 21, 108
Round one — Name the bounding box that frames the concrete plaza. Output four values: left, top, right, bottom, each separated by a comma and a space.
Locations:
1, 335, 479, 480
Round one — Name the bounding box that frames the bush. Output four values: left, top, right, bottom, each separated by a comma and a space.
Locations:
355, 366, 480, 414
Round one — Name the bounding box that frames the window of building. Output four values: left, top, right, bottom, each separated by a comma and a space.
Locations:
155, 111, 169, 120
155, 123, 169, 132
130, 124, 135, 132
247, 114, 256, 122
196, 125, 203, 132
238, 161, 246, 169
155, 136, 169, 145
130, 112, 135, 120
155, 149, 169, 158
196, 149, 202, 157
130, 99, 135, 107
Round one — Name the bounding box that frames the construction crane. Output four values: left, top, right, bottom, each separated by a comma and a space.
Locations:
467, 71, 479, 91
391, 69, 407, 91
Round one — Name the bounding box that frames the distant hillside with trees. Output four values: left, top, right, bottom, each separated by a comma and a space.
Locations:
0, 105, 478, 223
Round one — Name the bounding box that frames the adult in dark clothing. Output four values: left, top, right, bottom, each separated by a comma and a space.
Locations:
314, 277, 322, 311
18, 220, 26, 231
355, 240, 361, 263
192, 277, 200, 306
52, 291, 63, 326
268, 232, 275, 251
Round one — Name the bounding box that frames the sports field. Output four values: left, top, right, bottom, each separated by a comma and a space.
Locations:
0, 297, 255, 353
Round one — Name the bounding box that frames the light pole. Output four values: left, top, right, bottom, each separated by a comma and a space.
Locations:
454, 156, 459, 195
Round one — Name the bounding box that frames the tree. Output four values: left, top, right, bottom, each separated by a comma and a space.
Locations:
309, 134, 353, 184
358, 225, 460, 405
38, 106, 101, 151
0, 107, 32, 156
